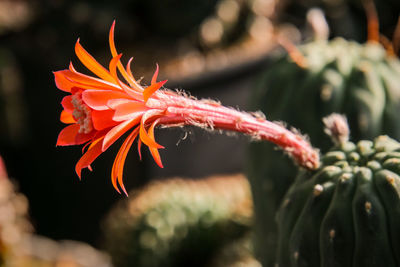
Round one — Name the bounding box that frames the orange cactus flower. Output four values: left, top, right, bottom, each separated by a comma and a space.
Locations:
55, 22, 319, 195
55, 21, 167, 195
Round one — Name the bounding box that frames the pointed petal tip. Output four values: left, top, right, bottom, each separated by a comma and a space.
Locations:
56, 136, 77, 147
111, 168, 122, 195
60, 110, 76, 124
121, 186, 128, 197
143, 80, 167, 103
56, 124, 79, 146
112, 183, 121, 194
148, 144, 165, 150
75, 37, 116, 83
76, 169, 82, 180
75, 161, 82, 179
137, 139, 143, 160
150, 148, 164, 169
139, 125, 164, 149
151, 64, 160, 85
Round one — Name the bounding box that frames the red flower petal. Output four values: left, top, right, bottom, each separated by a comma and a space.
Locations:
109, 99, 147, 121
111, 128, 139, 195
143, 80, 167, 103
126, 57, 138, 86
75, 131, 96, 145
151, 64, 159, 85
109, 22, 137, 88
75, 40, 116, 84
60, 110, 76, 124
106, 98, 132, 109
61, 95, 74, 112
109, 54, 145, 100
148, 120, 163, 168
117, 133, 136, 196
109, 20, 118, 57
63, 69, 120, 91
102, 117, 141, 151
137, 139, 143, 160
56, 124, 80, 146
139, 111, 164, 149
108, 53, 123, 82
82, 89, 129, 110
54, 71, 74, 92
75, 137, 104, 178
91, 110, 118, 130
57, 124, 94, 146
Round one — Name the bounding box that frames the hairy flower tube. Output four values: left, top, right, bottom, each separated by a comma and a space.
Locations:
54, 22, 320, 195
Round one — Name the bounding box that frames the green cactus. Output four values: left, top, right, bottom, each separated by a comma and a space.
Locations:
248, 38, 400, 266
101, 174, 253, 267
276, 135, 400, 267
254, 38, 400, 149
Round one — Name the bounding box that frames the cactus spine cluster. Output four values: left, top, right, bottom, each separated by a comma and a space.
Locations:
276, 135, 400, 267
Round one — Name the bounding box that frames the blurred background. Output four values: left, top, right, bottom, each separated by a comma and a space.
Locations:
0, 0, 399, 265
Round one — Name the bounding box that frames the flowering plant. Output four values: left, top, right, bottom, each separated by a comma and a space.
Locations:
55, 22, 319, 195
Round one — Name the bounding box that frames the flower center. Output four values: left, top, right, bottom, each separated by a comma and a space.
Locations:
71, 93, 93, 134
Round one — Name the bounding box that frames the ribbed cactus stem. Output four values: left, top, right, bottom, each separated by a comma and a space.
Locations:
155, 92, 320, 170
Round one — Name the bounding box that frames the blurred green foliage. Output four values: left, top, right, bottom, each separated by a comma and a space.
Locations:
102, 175, 252, 267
